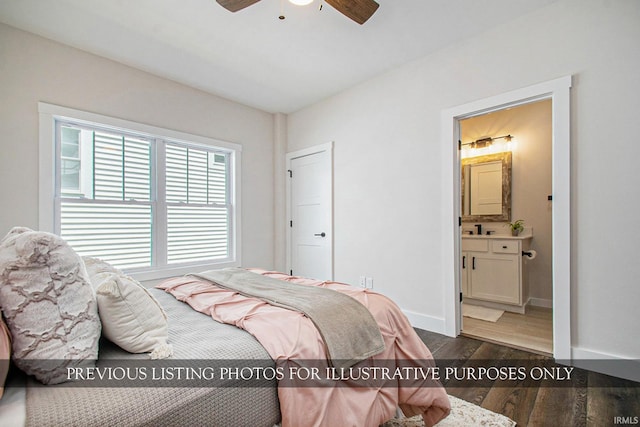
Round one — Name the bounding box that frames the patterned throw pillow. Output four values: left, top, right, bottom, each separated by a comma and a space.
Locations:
0, 227, 101, 384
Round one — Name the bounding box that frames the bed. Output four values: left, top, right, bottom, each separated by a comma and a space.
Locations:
0, 228, 450, 427
2, 287, 281, 426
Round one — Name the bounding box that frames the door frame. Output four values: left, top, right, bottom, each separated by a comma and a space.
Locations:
285, 142, 334, 279
441, 76, 572, 361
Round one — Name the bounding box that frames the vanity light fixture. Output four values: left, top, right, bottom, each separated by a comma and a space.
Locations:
460, 134, 514, 159
289, 0, 314, 5
461, 134, 513, 149
470, 137, 493, 149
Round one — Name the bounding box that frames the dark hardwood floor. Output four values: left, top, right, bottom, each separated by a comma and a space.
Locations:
414, 328, 640, 427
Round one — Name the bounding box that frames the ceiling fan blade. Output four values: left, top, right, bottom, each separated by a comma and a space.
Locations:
216, 0, 261, 13
325, 0, 379, 24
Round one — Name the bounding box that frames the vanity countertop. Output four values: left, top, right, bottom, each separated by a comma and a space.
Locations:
462, 232, 533, 240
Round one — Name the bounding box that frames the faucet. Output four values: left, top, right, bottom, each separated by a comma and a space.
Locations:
475, 224, 482, 235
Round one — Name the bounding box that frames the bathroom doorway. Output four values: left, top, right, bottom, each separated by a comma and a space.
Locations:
458, 100, 553, 355
442, 76, 571, 361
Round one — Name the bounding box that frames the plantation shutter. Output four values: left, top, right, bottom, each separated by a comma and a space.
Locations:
165, 143, 229, 264
59, 127, 153, 269
56, 118, 234, 272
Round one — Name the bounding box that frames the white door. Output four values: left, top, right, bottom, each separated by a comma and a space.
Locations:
286, 144, 333, 280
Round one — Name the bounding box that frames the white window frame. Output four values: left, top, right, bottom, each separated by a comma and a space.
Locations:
39, 102, 242, 281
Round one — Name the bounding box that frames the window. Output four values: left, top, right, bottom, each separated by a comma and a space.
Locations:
60, 127, 82, 193
164, 143, 230, 265
39, 103, 241, 280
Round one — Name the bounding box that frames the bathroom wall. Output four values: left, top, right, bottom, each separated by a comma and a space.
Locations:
461, 100, 553, 305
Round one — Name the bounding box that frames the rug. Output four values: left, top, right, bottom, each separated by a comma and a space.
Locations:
462, 303, 504, 323
273, 394, 515, 427
381, 395, 516, 427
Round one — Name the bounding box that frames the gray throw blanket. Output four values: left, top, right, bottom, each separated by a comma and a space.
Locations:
192, 268, 385, 368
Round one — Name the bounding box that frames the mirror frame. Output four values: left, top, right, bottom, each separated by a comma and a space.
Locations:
461, 151, 512, 222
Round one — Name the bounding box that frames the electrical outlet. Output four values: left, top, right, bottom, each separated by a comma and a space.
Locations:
359, 276, 366, 288
365, 277, 373, 289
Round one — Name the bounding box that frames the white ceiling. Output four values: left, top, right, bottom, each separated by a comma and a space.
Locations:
0, 0, 557, 113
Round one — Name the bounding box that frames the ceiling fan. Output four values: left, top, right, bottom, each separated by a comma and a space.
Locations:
216, 0, 380, 25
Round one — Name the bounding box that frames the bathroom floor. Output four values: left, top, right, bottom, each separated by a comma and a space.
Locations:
461, 305, 553, 355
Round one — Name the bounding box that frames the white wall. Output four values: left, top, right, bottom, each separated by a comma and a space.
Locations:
286, 0, 640, 360
461, 100, 553, 305
0, 23, 275, 269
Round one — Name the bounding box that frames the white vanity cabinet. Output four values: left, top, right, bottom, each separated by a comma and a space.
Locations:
461, 234, 532, 313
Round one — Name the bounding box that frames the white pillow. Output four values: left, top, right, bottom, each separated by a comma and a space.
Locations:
0, 227, 101, 384
83, 257, 173, 359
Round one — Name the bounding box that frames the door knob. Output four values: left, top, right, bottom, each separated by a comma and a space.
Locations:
314, 232, 326, 237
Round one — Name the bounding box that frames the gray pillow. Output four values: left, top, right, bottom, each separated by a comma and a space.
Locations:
0, 227, 101, 384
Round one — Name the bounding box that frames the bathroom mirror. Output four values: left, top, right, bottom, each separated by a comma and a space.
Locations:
461, 152, 512, 222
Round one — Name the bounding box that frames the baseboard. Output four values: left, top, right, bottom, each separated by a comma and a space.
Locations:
527, 297, 553, 309
402, 309, 446, 335
402, 310, 639, 383
571, 347, 640, 383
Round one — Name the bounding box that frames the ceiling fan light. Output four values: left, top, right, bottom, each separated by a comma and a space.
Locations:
289, 0, 314, 5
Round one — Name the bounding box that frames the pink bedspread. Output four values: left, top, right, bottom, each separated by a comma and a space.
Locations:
157, 269, 450, 427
